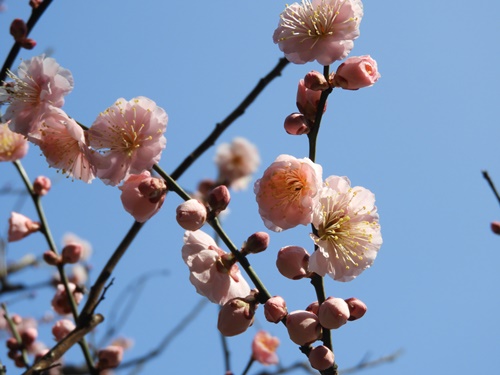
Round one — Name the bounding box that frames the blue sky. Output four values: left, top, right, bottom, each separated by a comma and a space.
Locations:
1, 0, 500, 374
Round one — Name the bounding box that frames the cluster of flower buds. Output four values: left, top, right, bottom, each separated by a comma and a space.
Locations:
43, 242, 83, 267
5, 315, 39, 368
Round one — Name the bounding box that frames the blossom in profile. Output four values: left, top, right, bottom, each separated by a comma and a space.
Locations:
214, 137, 260, 190
273, 0, 363, 65
182, 230, 251, 305
0, 122, 28, 161
254, 154, 322, 232
96, 345, 124, 370
62, 233, 92, 261
217, 297, 257, 337
333, 55, 381, 90
37, 106, 99, 183
8, 212, 40, 242
0, 54, 74, 136
296, 79, 327, 123
309, 175, 382, 281
88, 97, 168, 186
119, 171, 167, 223
252, 331, 280, 365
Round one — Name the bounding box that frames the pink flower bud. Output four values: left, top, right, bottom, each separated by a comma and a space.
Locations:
308, 345, 335, 371
264, 296, 288, 323
33, 176, 51, 196
52, 319, 75, 341
197, 179, 217, 198
284, 113, 310, 135
20, 327, 37, 346
252, 330, 280, 365
97, 345, 124, 370
8, 212, 41, 242
10, 19, 27, 42
29, 0, 43, 9
286, 310, 322, 346
43, 250, 60, 266
305, 301, 320, 315
318, 297, 350, 329
6, 337, 20, 350
491, 221, 500, 235
217, 297, 256, 337
176, 199, 207, 230
61, 243, 82, 264
296, 79, 327, 122
345, 297, 367, 321
333, 55, 381, 90
304, 71, 329, 91
276, 246, 310, 280
51, 283, 83, 315
119, 171, 167, 223
242, 232, 270, 254
208, 185, 231, 215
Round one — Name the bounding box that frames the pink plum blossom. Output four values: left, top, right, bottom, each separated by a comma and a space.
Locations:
37, 106, 100, 183
0, 122, 28, 161
8, 212, 40, 242
254, 155, 322, 232
252, 331, 280, 365
88, 97, 168, 186
333, 55, 381, 90
0, 54, 73, 137
214, 137, 260, 190
119, 171, 167, 222
296, 79, 327, 122
51, 283, 83, 315
52, 319, 75, 341
96, 345, 123, 370
309, 175, 382, 281
182, 230, 251, 305
62, 233, 92, 261
273, 0, 363, 65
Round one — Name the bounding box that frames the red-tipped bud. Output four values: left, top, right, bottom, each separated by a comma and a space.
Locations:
242, 232, 269, 254
10, 19, 27, 42
264, 296, 287, 323
208, 185, 231, 215
345, 297, 367, 321
491, 221, 500, 235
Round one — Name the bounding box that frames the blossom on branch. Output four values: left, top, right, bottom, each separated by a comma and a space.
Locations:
0, 54, 74, 137
0, 122, 28, 161
273, 0, 363, 65
181, 230, 251, 305
252, 331, 280, 365
254, 154, 322, 232
88, 97, 168, 186
309, 175, 382, 281
332, 55, 381, 90
8, 212, 40, 242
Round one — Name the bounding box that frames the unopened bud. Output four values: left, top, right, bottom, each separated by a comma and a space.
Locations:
491, 221, 500, 235
276, 246, 310, 280
305, 301, 320, 315
284, 113, 310, 135
52, 319, 76, 342
264, 296, 287, 323
61, 243, 83, 264
20, 327, 37, 346
97, 345, 124, 370
286, 310, 322, 346
318, 297, 350, 329
208, 185, 231, 215
33, 176, 51, 196
309, 345, 335, 371
217, 297, 257, 337
10, 19, 27, 42
304, 71, 329, 91
242, 232, 269, 255
176, 199, 207, 231
43, 250, 60, 266
345, 297, 367, 321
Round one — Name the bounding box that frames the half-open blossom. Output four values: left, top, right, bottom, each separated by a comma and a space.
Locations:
214, 137, 260, 190
8, 212, 40, 242
0, 122, 28, 161
37, 106, 99, 183
0, 54, 73, 136
252, 331, 280, 365
182, 230, 251, 305
309, 175, 382, 281
333, 55, 380, 90
273, 0, 363, 65
119, 171, 167, 222
88, 97, 168, 186
254, 155, 322, 232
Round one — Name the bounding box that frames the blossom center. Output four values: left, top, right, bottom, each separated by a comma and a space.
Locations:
2, 70, 41, 105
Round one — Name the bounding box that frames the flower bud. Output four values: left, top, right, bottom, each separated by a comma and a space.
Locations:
491, 221, 500, 235
276, 246, 310, 280
217, 297, 257, 337
8, 212, 40, 242
304, 71, 329, 91
10, 19, 27, 42
318, 297, 350, 329
20, 327, 37, 346
305, 301, 320, 315
33, 176, 51, 196
264, 296, 287, 323
43, 250, 60, 266
242, 232, 269, 254
333, 55, 381, 90
52, 319, 75, 341
296, 79, 327, 122
345, 297, 367, 321
284, 113, 310, 135
207, 185, 231, 215
308, 345, 335, 371
97, 345, 124, 370
176, 199, 207, 231
61, 243, 82, 264
286, 310, 322, 346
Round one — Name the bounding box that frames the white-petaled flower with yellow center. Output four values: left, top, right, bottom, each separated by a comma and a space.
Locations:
309, 175, 381, 282
88, 96, 168, 186
273, 0, 363, 65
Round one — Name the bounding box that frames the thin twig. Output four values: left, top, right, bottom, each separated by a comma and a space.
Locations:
482, 171, 500, 207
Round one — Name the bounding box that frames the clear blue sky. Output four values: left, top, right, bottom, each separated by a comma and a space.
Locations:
1, 1, 500, 374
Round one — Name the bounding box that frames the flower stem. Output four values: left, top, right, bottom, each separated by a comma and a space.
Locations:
482, 170, 500, 207
2, 303, 30, 369
241, 357, 255, 375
